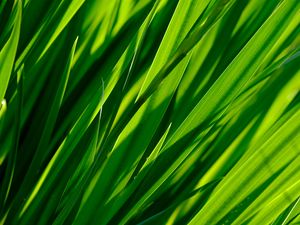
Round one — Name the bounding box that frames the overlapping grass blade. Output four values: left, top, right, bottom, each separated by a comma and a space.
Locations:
0, 0, 21, 101
0, 0, 299, 224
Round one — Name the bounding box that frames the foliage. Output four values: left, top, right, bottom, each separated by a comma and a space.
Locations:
0, 0, 300, 224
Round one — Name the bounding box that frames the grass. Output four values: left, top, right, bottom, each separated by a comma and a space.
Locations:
0, 0, 300, 224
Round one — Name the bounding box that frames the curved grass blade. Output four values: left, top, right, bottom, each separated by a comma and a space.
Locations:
0, 65, 23, 213
0, 0, 21, 101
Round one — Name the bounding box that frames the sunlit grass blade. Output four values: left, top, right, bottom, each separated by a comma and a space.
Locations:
0, 0, 21, 101
0, 0, 299, 224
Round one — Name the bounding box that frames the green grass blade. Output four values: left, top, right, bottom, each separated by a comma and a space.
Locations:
0, 0, 21, 101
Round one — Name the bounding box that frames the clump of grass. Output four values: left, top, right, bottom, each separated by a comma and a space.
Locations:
0, 0, 300, 224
